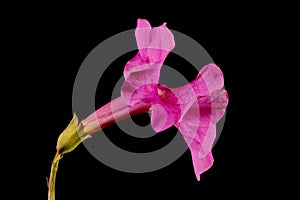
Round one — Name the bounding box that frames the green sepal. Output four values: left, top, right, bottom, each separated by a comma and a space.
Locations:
56, 113, 90, 154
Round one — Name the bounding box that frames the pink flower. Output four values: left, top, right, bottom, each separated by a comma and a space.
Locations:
121, 19, 228, 180
83, 19, 228, 181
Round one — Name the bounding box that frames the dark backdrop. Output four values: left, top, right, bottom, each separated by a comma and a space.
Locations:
4, 3, 289, 199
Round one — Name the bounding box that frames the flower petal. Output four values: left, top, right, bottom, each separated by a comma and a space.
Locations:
191, 63, 224, 96
199, 89, 229, 123
192, 152, 214, 181
136, 19, 175, 63
173, 63, 228, 180
144, 23, 175, 63
122, 63, 161, 106
121, 19, 175, 106
174, 89, 227, 179
149, 85, 181, 132
135, 19, 151, 53
171, 63, 224, 108
150, 104, 168, 132
176, 110, 214, 181
197, 123, 216, 159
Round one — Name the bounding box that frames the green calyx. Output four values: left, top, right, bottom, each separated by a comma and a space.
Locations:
56, 113, 90, 155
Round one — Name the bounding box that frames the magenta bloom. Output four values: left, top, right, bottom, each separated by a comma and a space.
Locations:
83, 19, 228, 181
48, 18, 229, 200
121, 19, 228, 180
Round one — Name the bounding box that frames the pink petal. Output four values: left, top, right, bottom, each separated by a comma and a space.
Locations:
144, 23, 175, 63
121, 62, 161, 106
174, 99, 200, 145
135, 19, 175, 63
175, 98, 214, 159
192, 152, 214, 181
170, 84, 198, 119
171, 63, 224, 107
150, 104, 167, 132
121, 19, 175, 106
135, 19, 151, 56
127, 83, 181, 133
175, 106, 215, 181
197, 123, 216, 158
199, 89, 229, 123
191, 63, 224, 96
174, 89, 227, 179
173, 63, 228, 180
149, 85, 181, 132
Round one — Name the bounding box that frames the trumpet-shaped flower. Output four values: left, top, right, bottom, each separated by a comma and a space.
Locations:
49, 18, 229, 200
83, 19, 228, 180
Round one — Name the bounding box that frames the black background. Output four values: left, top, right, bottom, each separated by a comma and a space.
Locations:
4, 3, 293, 199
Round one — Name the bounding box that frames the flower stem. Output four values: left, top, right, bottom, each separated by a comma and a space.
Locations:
48, 152, 63, 200
47, 97, 150, 199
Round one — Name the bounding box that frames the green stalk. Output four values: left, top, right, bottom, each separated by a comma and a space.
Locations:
47, 113, 90, 200
48, 152, 62, 200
